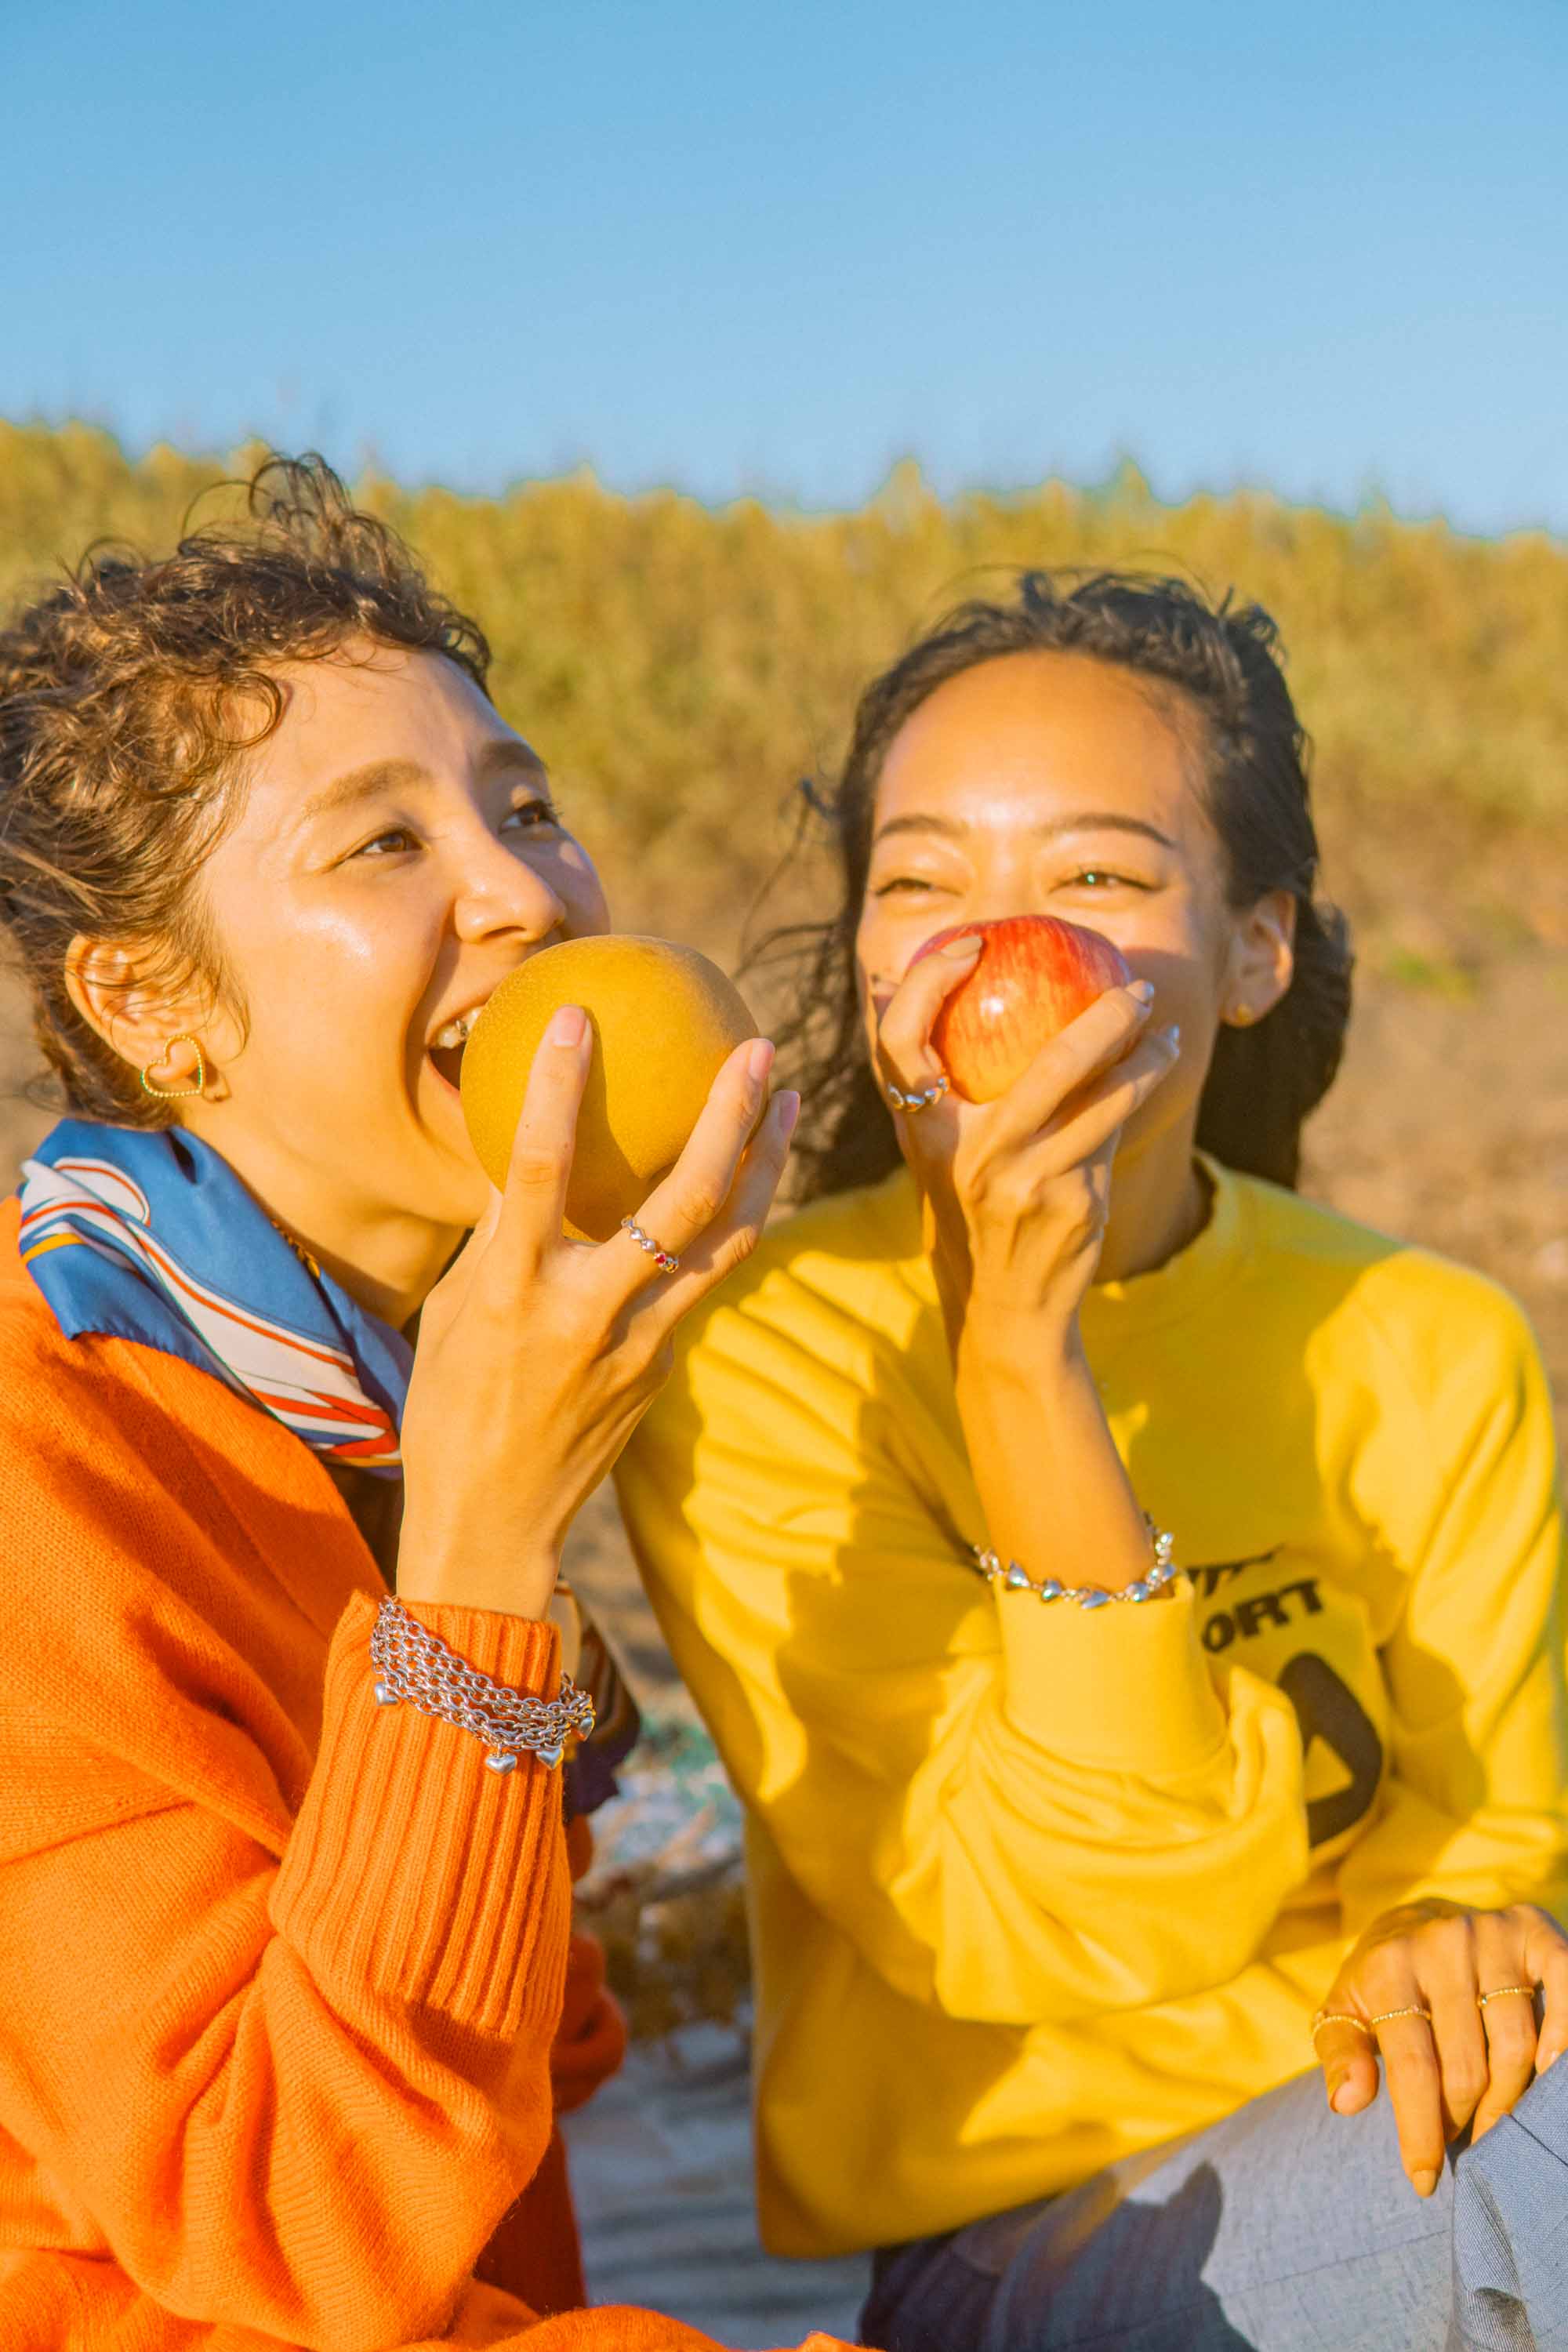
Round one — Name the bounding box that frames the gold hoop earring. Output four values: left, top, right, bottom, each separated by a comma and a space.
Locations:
139, 1036, 207, 1100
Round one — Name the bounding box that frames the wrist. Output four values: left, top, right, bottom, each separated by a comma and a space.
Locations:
396, 1520, 563, 1622
953, 1310, 1088, 1395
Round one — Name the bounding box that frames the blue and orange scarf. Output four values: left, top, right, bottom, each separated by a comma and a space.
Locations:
19, 1119, 638, 1806
21, 1121, 409, 1466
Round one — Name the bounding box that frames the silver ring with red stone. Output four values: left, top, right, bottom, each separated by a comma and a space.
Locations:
886, 1072, 949, 1114
620, 1215, 681, 1272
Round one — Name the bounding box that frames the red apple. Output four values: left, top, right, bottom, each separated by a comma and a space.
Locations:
912, 914, 1134, 1103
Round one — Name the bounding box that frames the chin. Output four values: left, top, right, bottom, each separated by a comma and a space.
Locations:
447, 1167, 496, 1229
1117, 1076, 1202, 1168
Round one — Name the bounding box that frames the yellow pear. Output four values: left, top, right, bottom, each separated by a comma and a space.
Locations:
460, 935, 757, 1240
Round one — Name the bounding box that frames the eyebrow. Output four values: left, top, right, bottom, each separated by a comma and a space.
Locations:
871, 809, 1178, 851
297, 742, 550, 829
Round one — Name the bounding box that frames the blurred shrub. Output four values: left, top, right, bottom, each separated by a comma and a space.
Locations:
3, 423, 1564, 945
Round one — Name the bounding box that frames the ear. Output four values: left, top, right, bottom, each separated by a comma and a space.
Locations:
1221, 891, 1297, 1029
64, 936, 214, 1090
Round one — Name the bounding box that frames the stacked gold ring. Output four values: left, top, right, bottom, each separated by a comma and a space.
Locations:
1310, 2005, 1433, 2041
1312, 1990, 1537, 2046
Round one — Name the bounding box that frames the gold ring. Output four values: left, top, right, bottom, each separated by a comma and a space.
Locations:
1310, 2009, 1371, 2042
1478, 1984, 1537, 2009
1369, 2004, 1432, 2028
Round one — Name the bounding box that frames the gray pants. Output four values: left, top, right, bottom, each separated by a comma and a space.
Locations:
858, 2059, 1568, 2350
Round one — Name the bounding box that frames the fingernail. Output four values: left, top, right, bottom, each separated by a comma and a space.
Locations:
1411, 2168, 1439, 2199
1127, 979, 1156, 1005
1325, 2071, 1345, 2108
1160, 1023, 1181, 1051
939, 934, 983, 959
746, 1038, 776, 1084
547, 1004, 586, 1047
776, 1089, 801, 1141
1330, 2080, 1358, 2114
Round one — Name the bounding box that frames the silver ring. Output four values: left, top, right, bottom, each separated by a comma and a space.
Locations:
886, 1072, 949, 1114
620, 1216, 681, 1272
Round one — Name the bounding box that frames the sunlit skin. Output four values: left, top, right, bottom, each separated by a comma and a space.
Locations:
70, 644, 610, 1329
856, 648, 1295, 1284
64, 637, 793, 1620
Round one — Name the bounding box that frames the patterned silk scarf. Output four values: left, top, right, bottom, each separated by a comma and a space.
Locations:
21, 1121, 410, 1464
19, 1120, 639, 1806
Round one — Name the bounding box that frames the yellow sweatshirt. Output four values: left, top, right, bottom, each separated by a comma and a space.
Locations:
616, 1159, 1568, 2257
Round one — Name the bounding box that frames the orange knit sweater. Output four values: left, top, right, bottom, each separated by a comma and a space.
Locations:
0, 1200, 853, 2352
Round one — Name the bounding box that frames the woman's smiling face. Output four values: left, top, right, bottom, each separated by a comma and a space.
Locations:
182, 641, 608, 1238
855, 648, 1294, 1162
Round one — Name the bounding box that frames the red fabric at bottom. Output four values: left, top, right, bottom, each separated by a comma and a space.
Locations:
475, 2128, 586, 2317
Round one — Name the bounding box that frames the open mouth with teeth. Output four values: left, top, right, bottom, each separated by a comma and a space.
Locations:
426, 1001, 488, 1094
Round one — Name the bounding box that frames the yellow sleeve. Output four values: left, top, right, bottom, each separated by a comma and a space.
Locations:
1334, 1283, 1568, 1933
616, 1280, 1308, 2028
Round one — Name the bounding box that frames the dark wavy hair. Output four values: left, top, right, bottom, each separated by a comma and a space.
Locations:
757, 570, 1352, 1197
0, 452, 490, 1124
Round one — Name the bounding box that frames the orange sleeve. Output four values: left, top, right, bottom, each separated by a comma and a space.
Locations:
0, 1501, 573, 2350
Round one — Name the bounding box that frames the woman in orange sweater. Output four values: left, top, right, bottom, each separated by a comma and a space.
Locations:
0, 457, 848, 2352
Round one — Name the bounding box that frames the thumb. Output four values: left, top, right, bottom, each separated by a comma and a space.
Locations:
1317, 2020, 1379, 2115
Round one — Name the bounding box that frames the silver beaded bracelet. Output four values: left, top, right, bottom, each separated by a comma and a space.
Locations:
369, 1594, 597, 1774
970, 1519, 1178, 1611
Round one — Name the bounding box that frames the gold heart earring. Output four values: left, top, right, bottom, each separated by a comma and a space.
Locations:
139, 1035, 208, 1100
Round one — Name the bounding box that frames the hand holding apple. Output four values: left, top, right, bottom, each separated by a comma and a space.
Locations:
870, 915, 1178, 1348
912, 913, 1133, 1103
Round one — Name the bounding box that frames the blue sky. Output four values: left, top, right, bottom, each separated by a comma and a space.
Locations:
5, 0, 1565, 532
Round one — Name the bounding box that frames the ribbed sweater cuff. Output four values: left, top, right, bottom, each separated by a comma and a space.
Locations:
270, 1592, 570, 2040
998, 1577, 1226, 1773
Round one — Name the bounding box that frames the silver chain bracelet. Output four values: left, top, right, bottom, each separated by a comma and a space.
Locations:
368, 1594, 597, 1775
970, 1518, 1178, 1610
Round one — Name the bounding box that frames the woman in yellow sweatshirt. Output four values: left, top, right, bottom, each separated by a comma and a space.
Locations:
615, 573, 1568, 2350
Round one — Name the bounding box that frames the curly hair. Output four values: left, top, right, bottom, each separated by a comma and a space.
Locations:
0, 452, 491, 1123
756, 570, 1353, 1196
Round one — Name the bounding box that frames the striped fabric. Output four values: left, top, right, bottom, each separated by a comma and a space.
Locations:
19, 1121, 410, 1469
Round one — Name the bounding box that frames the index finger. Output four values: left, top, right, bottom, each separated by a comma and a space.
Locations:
1375, 2011, 1446, 2195
485, 1003, 593, 1272
875, 933, 983, 1094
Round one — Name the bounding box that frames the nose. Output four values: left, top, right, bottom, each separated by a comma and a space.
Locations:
449, 830, 568, 948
